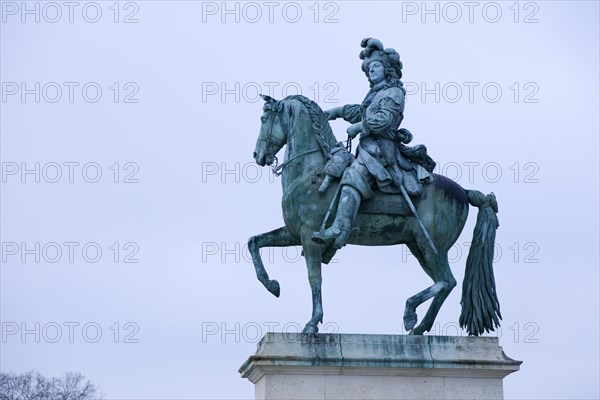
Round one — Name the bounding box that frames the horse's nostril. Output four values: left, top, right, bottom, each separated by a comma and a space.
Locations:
253, 152, 258, 158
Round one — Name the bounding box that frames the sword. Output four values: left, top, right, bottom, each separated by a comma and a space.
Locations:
391, 166, 438, 255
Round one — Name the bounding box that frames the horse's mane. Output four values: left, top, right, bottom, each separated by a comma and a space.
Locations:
283, 95, 338, 158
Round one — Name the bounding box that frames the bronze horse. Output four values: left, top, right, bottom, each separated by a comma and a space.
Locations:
250, 95, 501, 336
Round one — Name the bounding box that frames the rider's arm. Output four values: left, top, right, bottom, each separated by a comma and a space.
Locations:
361, 97, 403, 136
340, 104, 363, 124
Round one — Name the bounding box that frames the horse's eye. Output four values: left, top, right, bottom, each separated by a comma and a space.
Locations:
261, 116, 267, 123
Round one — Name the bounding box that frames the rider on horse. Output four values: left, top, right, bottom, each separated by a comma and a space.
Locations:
251, 38, 502, 336
312, 38, 434, 250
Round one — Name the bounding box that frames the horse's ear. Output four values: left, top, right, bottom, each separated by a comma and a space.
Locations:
260, 94, 275, 103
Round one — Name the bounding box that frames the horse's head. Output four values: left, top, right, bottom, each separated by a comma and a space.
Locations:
254, 95, 288, 167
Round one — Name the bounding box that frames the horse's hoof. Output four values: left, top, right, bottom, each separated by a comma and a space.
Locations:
410, 325, 425, 335
268, 280, 280, 298
302, 324, 319, 334
404, 313, 418, 331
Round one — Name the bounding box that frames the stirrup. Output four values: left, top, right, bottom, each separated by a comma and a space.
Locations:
311, 226, 342, 245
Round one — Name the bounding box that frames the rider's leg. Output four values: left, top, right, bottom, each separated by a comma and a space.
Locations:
312, 185, 361, 248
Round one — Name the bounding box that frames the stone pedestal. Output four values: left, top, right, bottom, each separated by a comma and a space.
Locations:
239, 333, 521, 400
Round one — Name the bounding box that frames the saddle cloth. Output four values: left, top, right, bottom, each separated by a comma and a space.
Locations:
358, 192, 412, 216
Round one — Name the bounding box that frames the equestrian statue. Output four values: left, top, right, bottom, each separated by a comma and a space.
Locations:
248, 38, 501, 336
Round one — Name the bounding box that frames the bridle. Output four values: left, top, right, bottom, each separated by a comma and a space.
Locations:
256, 109, 279, 162
260, 100, 322, 177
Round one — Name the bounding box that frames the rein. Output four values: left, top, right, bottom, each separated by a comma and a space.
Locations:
271, 148, 322, 177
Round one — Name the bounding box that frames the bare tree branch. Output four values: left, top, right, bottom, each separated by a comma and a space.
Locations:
0, 371, 101, 400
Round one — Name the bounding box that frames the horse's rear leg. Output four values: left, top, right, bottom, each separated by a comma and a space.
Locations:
403, 244, 456, 334
410, 255, 456, 335
248, 227, 300, 297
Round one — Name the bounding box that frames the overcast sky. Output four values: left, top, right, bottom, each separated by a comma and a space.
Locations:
1, 1, 599, 399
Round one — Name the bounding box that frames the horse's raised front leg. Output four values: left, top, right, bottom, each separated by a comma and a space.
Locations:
248, 227, 300, 297
404, 244, 456, 335
300, 230, 323, 334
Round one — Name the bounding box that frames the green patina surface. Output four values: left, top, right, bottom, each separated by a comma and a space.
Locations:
248, 38, 502, 337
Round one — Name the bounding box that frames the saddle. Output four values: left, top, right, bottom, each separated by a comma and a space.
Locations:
359, 192, 413, 216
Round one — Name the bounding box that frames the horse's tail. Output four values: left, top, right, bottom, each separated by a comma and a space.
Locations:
459, 190, 502, 336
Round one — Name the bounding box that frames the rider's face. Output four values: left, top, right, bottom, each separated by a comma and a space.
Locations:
368, 61, 385, 84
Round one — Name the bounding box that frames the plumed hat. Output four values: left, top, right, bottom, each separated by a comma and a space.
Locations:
359, 38, 403, 79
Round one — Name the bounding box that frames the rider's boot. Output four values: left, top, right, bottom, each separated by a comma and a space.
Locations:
312, 186, 361, 249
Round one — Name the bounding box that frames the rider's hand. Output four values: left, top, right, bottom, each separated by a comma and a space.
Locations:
347, 122, 363, 139
324, 107, 342, 121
